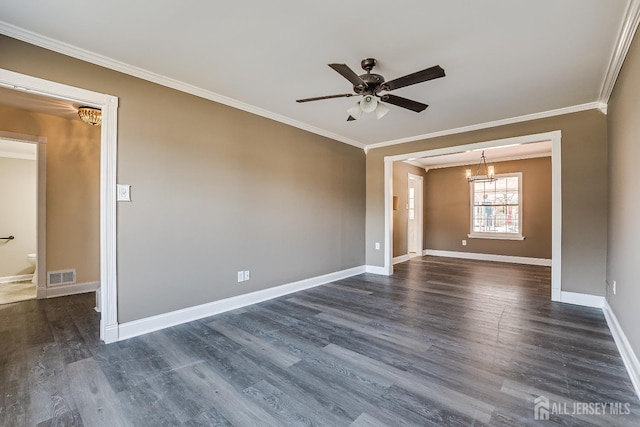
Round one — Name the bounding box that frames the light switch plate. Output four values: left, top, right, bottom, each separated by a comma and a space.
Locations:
117, 184, 131, 201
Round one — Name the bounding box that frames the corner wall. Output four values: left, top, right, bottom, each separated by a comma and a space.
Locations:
0, 35, 366, 323
607, 26, 640, 362
425, 157, 552, 258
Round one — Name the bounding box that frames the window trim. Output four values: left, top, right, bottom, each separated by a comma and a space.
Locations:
468, 172, 524, 240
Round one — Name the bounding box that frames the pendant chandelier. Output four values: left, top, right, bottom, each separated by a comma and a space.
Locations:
466, 151, 496, 183
77, 106, 102, 126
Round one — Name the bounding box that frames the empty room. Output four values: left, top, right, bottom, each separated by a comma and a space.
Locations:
1, 1, 639, 425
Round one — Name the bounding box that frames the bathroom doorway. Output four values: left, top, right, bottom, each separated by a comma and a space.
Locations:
0, 137, 42, 304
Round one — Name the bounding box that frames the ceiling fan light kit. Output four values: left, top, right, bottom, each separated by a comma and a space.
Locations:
296, 58, 445, 121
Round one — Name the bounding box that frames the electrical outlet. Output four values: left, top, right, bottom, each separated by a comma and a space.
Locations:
237, 271, 244, 282
375, 242, 380, 250
462, 240, 467, 246
244, 270, 250, 281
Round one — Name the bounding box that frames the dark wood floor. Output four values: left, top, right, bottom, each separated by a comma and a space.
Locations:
1, 256, 639, 426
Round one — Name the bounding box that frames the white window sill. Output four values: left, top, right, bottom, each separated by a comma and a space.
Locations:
467, 233, 525, 241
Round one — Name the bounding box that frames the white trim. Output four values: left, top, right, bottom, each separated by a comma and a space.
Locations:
38, 281, 100, 299
365, 265, 389, 275
0, 68, 120, 344
369, 103, 596, 150
467, 234, 525, 241
0, 274, 33, 284
393, 254, 411, 265
558, 291, 604, 308
468, 171, 523, 240
550, 133, 562, 302
599, 0, 640, 105
118, 265, 365, 341
603, 299, 640, 400
424, 249, 552, 267
0, 21, 364, 150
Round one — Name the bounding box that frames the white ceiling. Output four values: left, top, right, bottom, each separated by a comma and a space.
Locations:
0, 138, 37, 160
0, 1, 634, 147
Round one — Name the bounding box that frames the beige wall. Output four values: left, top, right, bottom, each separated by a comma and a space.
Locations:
392, 161, 427, 257
425, 157, 552, 258
0, 35, 366, 322
607, 29, 640, 358
367, 109, 608, 296
0, 156, 36, 277
0, 105, 101, 284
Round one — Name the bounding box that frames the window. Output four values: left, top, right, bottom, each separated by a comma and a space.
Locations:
469, 173, 523, 240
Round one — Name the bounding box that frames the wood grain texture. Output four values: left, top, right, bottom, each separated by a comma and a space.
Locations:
1, 256, 639, 426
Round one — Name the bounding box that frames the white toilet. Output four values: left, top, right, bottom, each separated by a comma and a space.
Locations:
27, 253, 37, 285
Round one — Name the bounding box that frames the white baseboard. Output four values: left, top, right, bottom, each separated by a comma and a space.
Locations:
365, 265, 389, 275
0, 274, 33, 284
559, 291, 605, 308
37, 281, 100, 299
118, 265, 366, 341
392, 254, 410, 265
603, 300, 640, 400
424, 249, 552, 266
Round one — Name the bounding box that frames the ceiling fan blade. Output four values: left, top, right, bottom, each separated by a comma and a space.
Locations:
380, 94, 428, 112
328, 63, 367, 88
380, 65, 445, 92
296, 93, 354, 103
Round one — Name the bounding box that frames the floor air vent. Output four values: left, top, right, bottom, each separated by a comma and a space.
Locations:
47, 269, 76, 286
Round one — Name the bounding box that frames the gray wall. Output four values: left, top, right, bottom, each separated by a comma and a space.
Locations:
607, 28, 640, 358
367, 109, 608, 296
0, 156, 36, 277
0, 35, 366, 322
424, 157, 552, 258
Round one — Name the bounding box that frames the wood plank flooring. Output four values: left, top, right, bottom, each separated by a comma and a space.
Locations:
1, 256, 639, 426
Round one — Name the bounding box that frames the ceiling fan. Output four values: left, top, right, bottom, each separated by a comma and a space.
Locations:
296, 58, 445, 121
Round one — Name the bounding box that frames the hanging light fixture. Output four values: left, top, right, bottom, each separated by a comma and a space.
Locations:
77, 106, 102, 126
347, 95, 390, 121
466, 151, 496, 183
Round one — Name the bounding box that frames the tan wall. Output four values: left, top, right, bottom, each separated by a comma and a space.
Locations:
607, 29, 640, 358
392, 162, 427, 257
0, 35, 366, 322
0, 156, 36, 277
0, 105, 101, 284
367, 109, 608, 296
424, 157, 552, 258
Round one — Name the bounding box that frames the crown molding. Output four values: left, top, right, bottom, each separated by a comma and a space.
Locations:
411, 152, 551, 171
599, 0, 640, 104
366, 102, 600, 151
0, 21, 365, 149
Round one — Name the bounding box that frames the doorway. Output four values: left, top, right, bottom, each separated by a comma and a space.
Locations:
0, 68, 119, 342
0, 138, 41, 304
383, 130, 562, 301
407, 173, 423, 258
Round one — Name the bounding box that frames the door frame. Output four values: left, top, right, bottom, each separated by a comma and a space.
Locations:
407, 173, 423, 258
383, 130, 562, 301
0, 68, 120, 343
